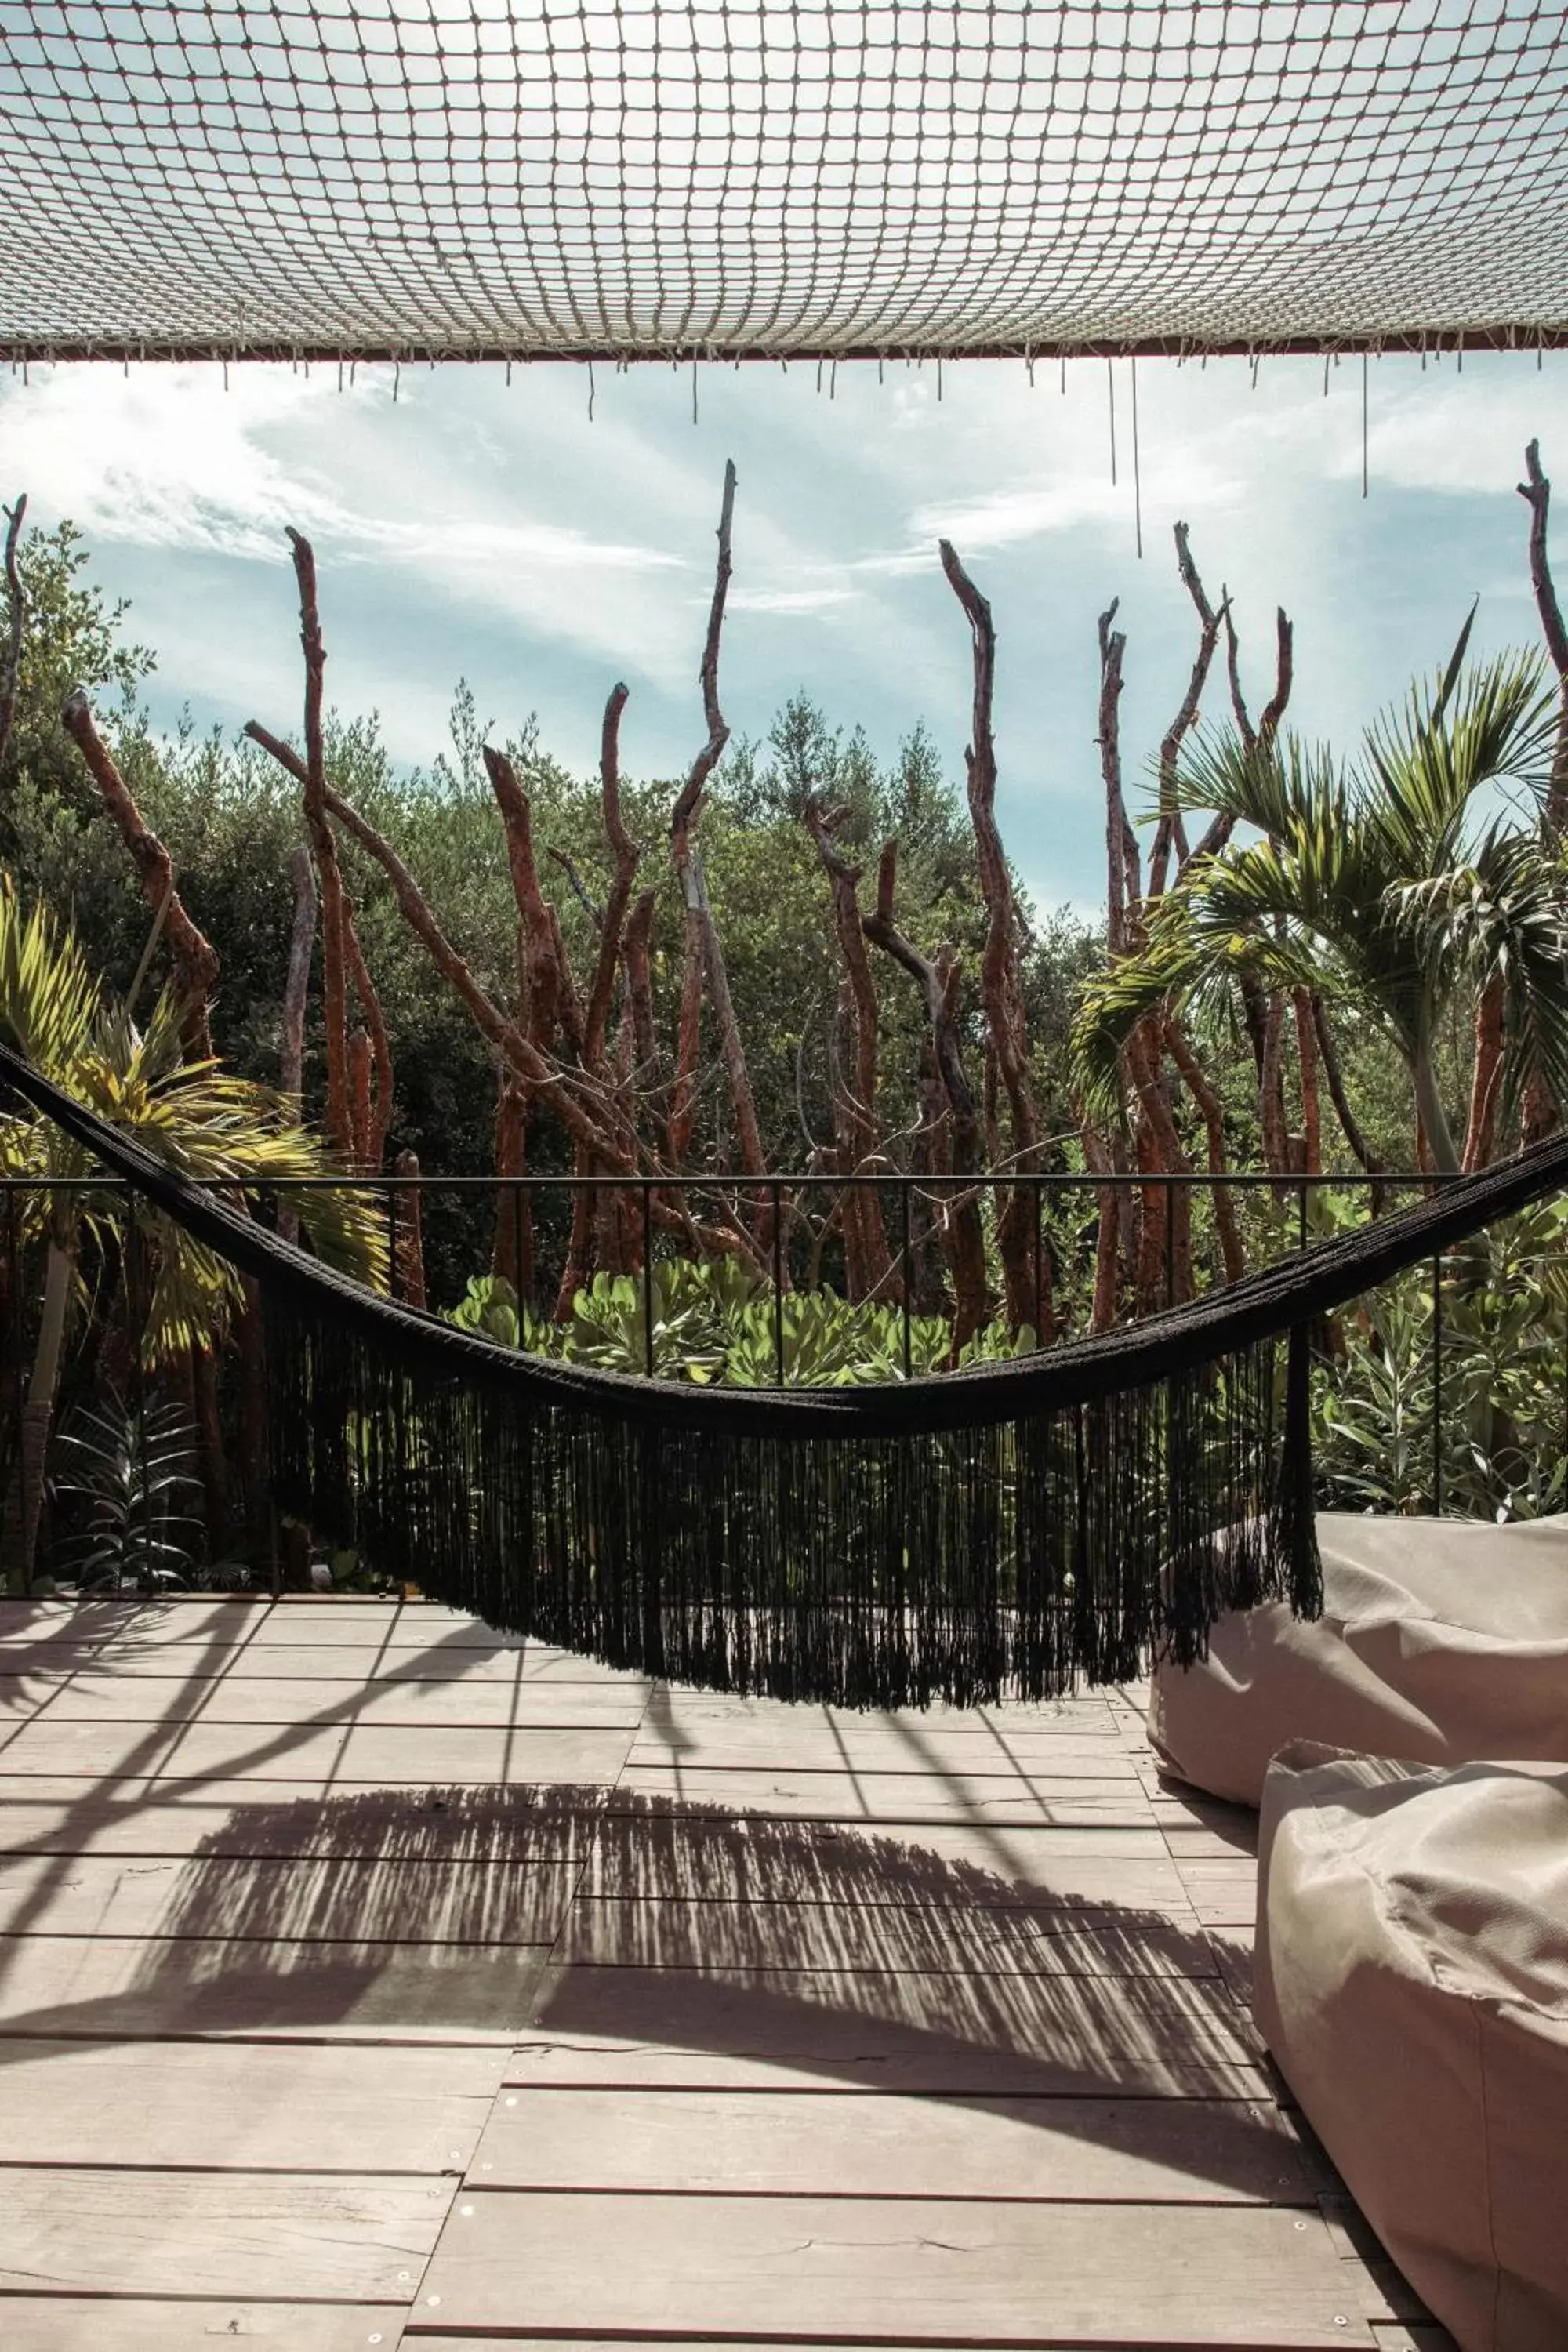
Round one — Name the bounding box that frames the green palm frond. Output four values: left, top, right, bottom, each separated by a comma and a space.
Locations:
0, 877, 387, 1367
1362, 637, 1556, 870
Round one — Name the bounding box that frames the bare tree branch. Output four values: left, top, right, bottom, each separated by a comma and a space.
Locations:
862, 838, 989, 1349
666, 462, 770, 1227
0, 492, 26, 778
942, 538, 1048, 1334
805, 797, 893, 1299
245, 701, 394, 1163
1149, 523, 1225, 899
1519, 440, 1568, 826
280, 841, 317, 1112
280, 531, 353, 1156
315, 776, 625, 1164
63, 688, 218, 1060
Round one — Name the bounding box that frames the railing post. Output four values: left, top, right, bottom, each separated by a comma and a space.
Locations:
1033, 1181, 1044, 1349
1432, 1247, 1443, 1517
387, 1185, 399, 1303
1298, 1178, 1308, 1254
641, 1183, 655, 1378
1164, 1179, 1175, 1311
772, 1179, 785, 1388
901, 1179, 913, 1379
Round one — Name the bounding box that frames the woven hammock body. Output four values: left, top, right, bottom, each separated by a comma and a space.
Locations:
6, 1039, 1568, 1705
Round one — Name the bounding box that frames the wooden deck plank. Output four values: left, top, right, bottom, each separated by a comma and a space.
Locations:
0, 2301, 407, 2347
532, 1961, 1264, 2095
0, 1717, 637, 1784
416, 2190, 1374, 2344
504, 2038, 1269, 2098
36, 1673, 648, 1727
1172, 1858, 1261, 1927
0, 1933, 552, 2040
0, 1788, 599, 1860
612, 1764, 1152, 1824
554, 1896, 1217, 1977
0, 2038, 503, 2169
0, 1850, 580, 1943
332, 1725, 636, 1783
0, 1601, 1400, 2350
0, 1718, 353, 1780
580, 1817, 1193, 1913
625, 1731, 1145, 1770
0, 2168, 449, 2300
470, 2086, 1312, 2202
22, 1645, 651, 1685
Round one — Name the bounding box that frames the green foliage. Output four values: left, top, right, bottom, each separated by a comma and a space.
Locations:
448, 1256, 1040, 1386
1313, 1203, 1568, 1522
53, 1390, 203, 1592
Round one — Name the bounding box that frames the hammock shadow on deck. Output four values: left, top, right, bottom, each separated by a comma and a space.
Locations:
0, 1773, 1284, 2201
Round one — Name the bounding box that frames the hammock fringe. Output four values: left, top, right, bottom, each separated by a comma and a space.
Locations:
9, 1038, 1568, 1705
263, 1283, 1319, 1707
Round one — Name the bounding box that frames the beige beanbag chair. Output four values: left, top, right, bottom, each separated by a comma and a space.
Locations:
1149, 1512, 1568, 1806
1256, 1744, 1568, 2352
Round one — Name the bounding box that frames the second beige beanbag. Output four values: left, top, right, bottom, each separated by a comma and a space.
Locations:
1148, 1512, 1568, 1806
1256, 1744, 1568, 2352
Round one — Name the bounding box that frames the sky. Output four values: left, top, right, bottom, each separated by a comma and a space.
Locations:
1, 346, 1564, 913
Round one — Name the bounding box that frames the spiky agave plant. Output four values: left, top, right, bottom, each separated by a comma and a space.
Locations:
0, 874, 387, 1584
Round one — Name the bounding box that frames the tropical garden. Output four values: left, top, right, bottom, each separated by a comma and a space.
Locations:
2, 438, 1567, 1593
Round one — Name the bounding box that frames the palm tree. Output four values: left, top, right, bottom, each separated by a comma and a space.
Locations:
1074, 622, 1568, 1175
0, 875, 386, 1584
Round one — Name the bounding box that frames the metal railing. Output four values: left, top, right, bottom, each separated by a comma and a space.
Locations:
5, 1161, 1558, 1530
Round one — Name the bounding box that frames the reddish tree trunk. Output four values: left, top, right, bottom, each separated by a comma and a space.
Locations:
1462, 976, 1506, 1172
941, 540, 1047, 1335
862, 844, 990, 1352
63, 690, 219, 1060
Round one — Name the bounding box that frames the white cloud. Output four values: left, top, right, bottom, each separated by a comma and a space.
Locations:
729, 583, 858, 614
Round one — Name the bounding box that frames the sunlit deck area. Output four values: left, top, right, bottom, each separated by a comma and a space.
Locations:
0, 1596, 1450, 2350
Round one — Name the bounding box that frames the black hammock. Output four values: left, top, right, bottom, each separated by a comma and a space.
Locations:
7, 1036, 1568, 1708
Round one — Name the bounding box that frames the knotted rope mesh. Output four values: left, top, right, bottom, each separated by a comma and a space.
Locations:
2, 1, 1566, 365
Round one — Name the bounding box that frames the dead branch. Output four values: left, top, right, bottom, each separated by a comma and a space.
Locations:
584, 681, 638, 1068
316, 777, 624, 1165
481, 743, 565, 1060
805, 798, 894, 1300
942, 539, 1049, 1334
1163, 1016, 1245, 1286
1093, 605, 1192, 1309
668, 461, 770, 1224
1149, 524, 1225, 899
0, 492, 25, 777
1097, 602, 1137, 955
62, 689, 218, 1060
1192, 598, 1294, 868
863, 839, 989, 1349
280, 532, 353, 1156
1291, 985, 1322, 1175
1258, 609, 1295, 752
249, 550, 394, 1164
1311, 994, 1381, 1181
549, 846, 605, 931
1462, 975, 1506, 1172
280, 842, 317, 1112
1519, 440, 1568, 825
622, 887, 661, 1099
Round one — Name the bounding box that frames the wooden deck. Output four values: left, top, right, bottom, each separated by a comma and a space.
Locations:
0, 1596, 1454, 2350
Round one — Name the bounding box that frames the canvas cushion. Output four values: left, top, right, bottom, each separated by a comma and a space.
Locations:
1148, 1512, 1568, 1806
1256, 1743, 1568, 2352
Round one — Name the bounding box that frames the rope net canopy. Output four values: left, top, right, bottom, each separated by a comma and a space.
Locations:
2, 2, 1567, 365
